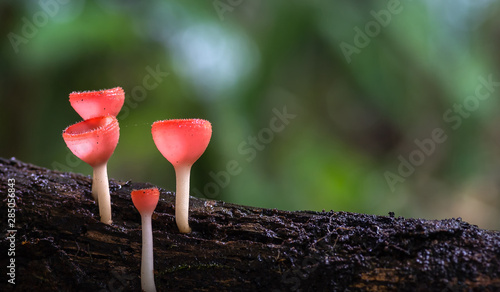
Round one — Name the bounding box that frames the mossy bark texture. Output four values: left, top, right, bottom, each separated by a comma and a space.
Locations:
0, 157, 499, 291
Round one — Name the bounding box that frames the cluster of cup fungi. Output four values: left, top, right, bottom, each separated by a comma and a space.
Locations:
62, 87, 212, 291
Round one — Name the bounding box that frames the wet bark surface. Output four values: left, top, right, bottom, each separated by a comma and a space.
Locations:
0, 157, 499, 291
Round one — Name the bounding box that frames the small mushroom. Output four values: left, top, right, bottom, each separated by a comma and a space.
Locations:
131, 188, 159, 292
69, 87, 125, 120
69, 87, 125, 200
62, 116, 120, 224
151, 119, 212, 233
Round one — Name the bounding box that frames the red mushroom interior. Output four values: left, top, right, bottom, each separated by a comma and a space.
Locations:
63, 116, 120, 167
131, 188, 160, 215
151, 119, 212, 167
69, 87, 125, 120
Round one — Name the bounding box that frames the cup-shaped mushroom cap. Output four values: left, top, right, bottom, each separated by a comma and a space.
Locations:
131, 188, 160, 216
63, 116, 120, 167
69, 87, 125, 120
151, 119, 212, 167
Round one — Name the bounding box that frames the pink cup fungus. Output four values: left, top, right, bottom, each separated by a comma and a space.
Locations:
151, 119, 212, 233
69, 87, 125, 200
131, 188, 159, 292
69, 87, 125, 120
62, 115, 120, 224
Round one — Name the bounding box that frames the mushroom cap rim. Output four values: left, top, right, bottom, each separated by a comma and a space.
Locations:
151, 118, 212, 129
62, 115, 119, 141
69, 87, 125, 101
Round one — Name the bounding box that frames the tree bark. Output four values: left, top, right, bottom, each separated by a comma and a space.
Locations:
0, 157, 499, 291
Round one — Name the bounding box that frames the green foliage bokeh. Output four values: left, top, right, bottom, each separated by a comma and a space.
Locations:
1, 0, 499, 230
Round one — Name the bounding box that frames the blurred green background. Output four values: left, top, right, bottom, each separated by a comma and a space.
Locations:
1, 0, 499, 230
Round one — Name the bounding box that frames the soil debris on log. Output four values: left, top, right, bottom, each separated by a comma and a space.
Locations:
1, 157, 499, 291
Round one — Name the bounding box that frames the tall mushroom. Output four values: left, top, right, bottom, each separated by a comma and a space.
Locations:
69, 87, 125, 200
62, 115, 119, 224
151, 119, 212, 233
131, 188, 159, 292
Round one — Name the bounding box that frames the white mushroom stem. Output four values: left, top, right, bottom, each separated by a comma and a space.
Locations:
140, 214, 156, 292
93, 162, 112, 224
91, 169, 98, 202
174, 164, 192, 233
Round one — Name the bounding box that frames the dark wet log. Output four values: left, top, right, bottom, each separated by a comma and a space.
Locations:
0, 157, 499, 291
